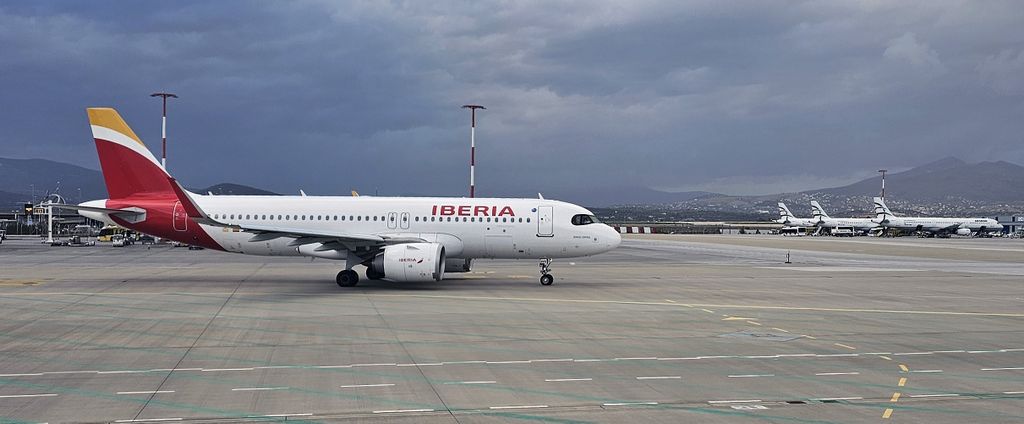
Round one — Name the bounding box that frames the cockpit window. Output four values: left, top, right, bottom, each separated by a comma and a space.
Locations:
571, 214, 600, 225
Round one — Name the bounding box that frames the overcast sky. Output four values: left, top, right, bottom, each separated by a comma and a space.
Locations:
2, 1, 1022, 203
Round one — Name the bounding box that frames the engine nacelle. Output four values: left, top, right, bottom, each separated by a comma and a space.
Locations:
444, 258, 473, 273
371, 243, 445, 282
956, 228, 971, 236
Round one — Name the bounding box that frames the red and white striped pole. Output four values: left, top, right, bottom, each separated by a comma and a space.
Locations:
462, 104, 485, 198
150, 92, 178, 169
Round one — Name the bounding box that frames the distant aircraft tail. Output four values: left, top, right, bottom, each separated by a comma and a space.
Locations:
873, 197, 893, 222
88, 108, 174, 199
810, 201, 830, 219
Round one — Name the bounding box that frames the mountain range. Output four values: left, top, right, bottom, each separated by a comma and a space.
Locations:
3, 156, 1022, 216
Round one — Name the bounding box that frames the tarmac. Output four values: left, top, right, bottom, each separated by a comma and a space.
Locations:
0, 234, 1022, 423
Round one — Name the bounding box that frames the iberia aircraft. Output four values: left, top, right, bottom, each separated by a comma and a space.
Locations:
68, 108, 621, 287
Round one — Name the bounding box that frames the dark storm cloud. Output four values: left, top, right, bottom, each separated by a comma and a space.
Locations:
1, 1, 1022, 202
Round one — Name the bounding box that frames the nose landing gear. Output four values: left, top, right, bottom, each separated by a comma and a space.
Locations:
539, 258, 554, 286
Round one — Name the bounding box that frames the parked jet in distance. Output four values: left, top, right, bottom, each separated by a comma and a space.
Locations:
810, 201, 880, 234
776, 202, 818, 228
66, 108, 621, 287
872, 197, 1001, 236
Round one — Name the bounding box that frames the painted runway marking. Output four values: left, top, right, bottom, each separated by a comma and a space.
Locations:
340, 384, 395, 388
708, 399, 762, 404
231, 387, 288, 391
890, 392, 901, 402
532, 358, 573, 363
701, 309, 715, 313
894, 352, 932, 356
882, 408, 893, 419
834, 343, 857, 350
262, 413, 312, 417
812, 397, 863, 401
351, 363, 396, 367
487, 360, 531, 364
728, 374, 774, 378
910, 370, 943, 373
0, 373, 44, 377
373, 409, 434, 414
899, 364, 910, 372
604, 401, 658, 406
815, 372, 860, 376
771, 327, 790, 333
637, 376, 681, 380
445, 381, 495, 385
1004, 391, 1024, 394
201, 368, 253, 372
489, 405, 548, 410
545, 378, 592, 382
114, 419, 182, 423
898, 377, 907, 387
615, 357, 657, 361
909, 393, 958, 398
982, 367, 1024, 371
0, 393, 57, 399
116, 391, 175, 395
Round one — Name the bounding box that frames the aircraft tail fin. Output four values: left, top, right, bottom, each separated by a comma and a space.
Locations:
873, 197, 893, 221
810, 201, 830, 219
778, 202, 794, 218
87, 108, 174, 199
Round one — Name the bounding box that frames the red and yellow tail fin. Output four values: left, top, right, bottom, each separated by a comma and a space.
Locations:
88, 108, 173, 199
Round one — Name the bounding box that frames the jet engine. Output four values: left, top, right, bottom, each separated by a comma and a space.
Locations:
956, 228, 971, 236
444, 258, 473, 273
370, 243, 445, 282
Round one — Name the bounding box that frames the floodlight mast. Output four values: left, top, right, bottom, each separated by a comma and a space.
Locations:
878, 169, 888, 198
150, 92, 178, 169
461, 105, 485, 198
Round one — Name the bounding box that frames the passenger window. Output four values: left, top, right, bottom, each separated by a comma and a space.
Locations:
285, 215, 290, 220
334, 215, 338, 220
357, 216, 362, 221
431, 217, 436, 222
246, 215, 250, 220
527, 218, 531, 223
463, 217, 467, 222
277, 215, 282, 220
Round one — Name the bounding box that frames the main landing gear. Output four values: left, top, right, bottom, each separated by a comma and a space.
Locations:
539, 258, 554, 286
336, 269, 359, 287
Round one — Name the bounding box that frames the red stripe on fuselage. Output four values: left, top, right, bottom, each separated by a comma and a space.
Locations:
94, 139, 224, 250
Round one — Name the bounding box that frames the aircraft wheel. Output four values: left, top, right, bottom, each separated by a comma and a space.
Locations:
540, 274, 554, 286
336, 270, 359, 287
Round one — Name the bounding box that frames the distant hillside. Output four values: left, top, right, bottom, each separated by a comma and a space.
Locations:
0, 157, 278, 210
0, 157, 106, 206
805, 157, 1024, 202
196, 183, 279, 196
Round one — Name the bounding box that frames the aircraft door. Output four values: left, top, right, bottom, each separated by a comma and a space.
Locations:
537, 206, 553, 237
172, 201, 188, 232
387, 212, 398, 229
400, 212, 410, 229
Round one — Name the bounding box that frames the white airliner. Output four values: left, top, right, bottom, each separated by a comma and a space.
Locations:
872, 197, 1001, 236
775, 202, 817, 228
67, 108, 621, 287
810, 200, 879, 234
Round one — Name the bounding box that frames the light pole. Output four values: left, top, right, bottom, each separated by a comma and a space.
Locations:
461, 104, 485, 198
150, 92, 178, 169
878, 169, 887, 198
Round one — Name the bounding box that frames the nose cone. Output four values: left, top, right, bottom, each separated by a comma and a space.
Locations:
606, 225, 622, 250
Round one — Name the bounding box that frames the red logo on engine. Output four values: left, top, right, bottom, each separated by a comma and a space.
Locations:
432, 205, 515, 217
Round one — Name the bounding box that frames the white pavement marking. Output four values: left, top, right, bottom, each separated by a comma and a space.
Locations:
909, 394, 959, 398
982, 367, 1024, 371
489, 405, 549, 410
708, 399, 763, 404
352, 363, 396, 367
532, 358, 573, 363
373, 409, 434, 414
604, 401, 658, 406
114, 419, 182, 423
910, 370, 943, 373
445, 381, 495, 385
728, 374, 774, 378
637, 376, 681, 380
231, 387, 288, 391
0, 393, 58, 399
815, 372, 861, 376
545, 378, 592, 382
339, 384, 395, 388
116, 391, 175, 395
894, 352, 933, 356
615, 357, 657, 361
262, 413, 313, 417
1004, 391, 1024, 394
812, 397, 863, 401
0, 373, 44, 377
487, 360, 531, 364
201, 368, 253, 372
98, 371, 148, 375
